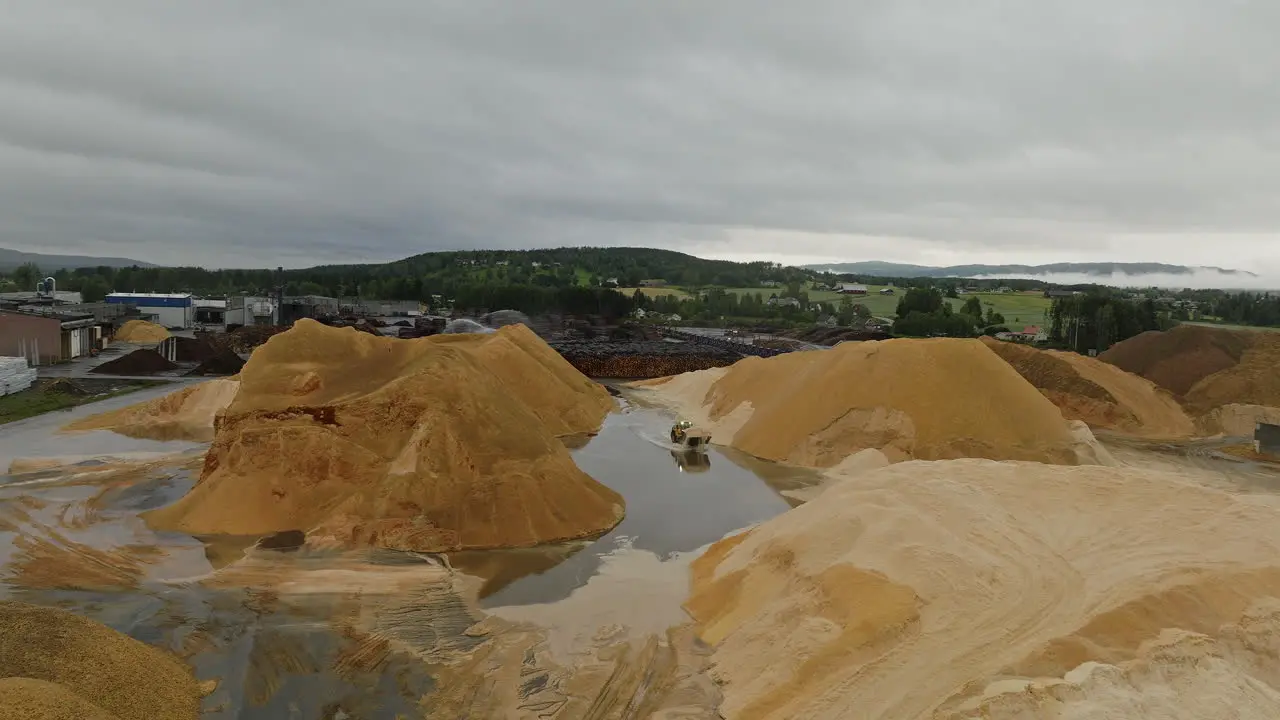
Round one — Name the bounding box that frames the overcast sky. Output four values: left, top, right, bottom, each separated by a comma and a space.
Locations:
2, 1, 1279, 274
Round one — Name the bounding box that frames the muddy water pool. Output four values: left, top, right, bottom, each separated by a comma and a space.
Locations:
0, 394, 819, 717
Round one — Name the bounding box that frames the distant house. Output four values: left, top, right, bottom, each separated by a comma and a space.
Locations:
1006, 325, 1047, 343
996, 286, 1012, 294
838, 284, 868, 295
638, 279, 667, 287
811, 283, 831, 292
816, 314, 838, 327
603, 277, 619, 287
878, 287, 895, 295
761, 280, 782, 288
767, 296, 801, 308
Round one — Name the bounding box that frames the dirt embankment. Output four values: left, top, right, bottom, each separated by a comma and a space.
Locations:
551, 340, 742, 378
981, 337, 1194, 438
685, 459, 1280, 719
113, 320, 170, 344
0, 601, 202, 720
63, 378, 240, 442
631, 338, 1106, 467
144, 320, 623, 552
1184, 332, 1280, 413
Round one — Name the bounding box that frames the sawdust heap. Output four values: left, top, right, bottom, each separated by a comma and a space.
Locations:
981, 337, 1194, 438
0, 601, 201, 720
685, 459, 1280, 719
0, 678, 119, 720
633, 338, 1104, 467
1198, 403, 1280, 437
1184, 332, 1280, 412
1098, 324, 1253, 396
113, 319, 170, 343
144, 319, 622, 551
63, 378, 240, 442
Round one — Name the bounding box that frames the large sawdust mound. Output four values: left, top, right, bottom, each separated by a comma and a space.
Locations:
685, 459, 1280, 720
144, 319, 622, 551
1184, 332, 1280, 412
1098, 324, 1253, 396
981, 337, 1194, 438
0, 601, 201, 720
634, 338, 1102, 467
113, 319, 170, 343
63, 378, 240, 442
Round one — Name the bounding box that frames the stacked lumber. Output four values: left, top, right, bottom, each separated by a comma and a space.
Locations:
0, 358, 37, 397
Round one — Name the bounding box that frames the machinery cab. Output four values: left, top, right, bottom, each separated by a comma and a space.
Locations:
670, 419, 694, 444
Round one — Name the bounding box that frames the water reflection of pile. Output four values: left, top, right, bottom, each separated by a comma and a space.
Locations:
144, 320, 622, 551
981, 337, 1194, 438
63, 378, 240, 442
0, 601, 201, 720
113, 319, 170, 343
634, 338, 1105, 467
685, 459, 1280, 719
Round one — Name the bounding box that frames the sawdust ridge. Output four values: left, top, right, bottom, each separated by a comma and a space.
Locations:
1185, 332, 1280, 412
1198, 403, 1280, 437
1098, 324, 1253, 397
114, 319, 170, 343
633, 338, 1104, 467
63, 378, 240, 442
981, 337, 1195, 438
144, 319, 623, 552
685, 459, 1280, 719
0, 601, 201, 720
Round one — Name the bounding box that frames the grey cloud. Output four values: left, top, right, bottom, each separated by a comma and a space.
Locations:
0, 1, 1278, 270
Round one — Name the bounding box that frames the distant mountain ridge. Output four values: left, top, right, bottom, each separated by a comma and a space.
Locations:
805, 261, 1257, 278
0, 247, 153, 271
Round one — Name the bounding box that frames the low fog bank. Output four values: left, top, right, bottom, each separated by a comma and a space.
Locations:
967, 269, 1280, 291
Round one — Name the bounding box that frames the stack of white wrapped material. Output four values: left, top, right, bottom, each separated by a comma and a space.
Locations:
0, 357, 37, 396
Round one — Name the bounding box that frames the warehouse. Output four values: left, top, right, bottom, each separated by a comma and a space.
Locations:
105, 292, 194, 329
0, 309, 98, 365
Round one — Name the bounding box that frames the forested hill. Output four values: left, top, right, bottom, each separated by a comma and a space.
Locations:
0, 247, 808, 300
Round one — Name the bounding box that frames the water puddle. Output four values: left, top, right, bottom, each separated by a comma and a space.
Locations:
0, 391, 820, 716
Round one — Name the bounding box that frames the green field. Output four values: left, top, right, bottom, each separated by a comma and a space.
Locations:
706, 284, 1051, 329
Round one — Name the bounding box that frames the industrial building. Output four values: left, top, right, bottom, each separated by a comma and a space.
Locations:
0, 309, 99, 365
106, 292, 194, 329
1257, 422, 1280, 456
224, 296, 277, 328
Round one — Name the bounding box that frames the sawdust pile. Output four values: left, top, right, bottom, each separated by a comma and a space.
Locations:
63, 378, 240, 442
685, 459, 1280, 719
0, 601, 201, 720
113, 319, 170, 343
632, 338, 1105, 467
145, 319, 622, 551
0, 678, 119, 720
1098, 324, 1252, 396
1184, 332, 1280, 412
1199, 403, 1280, 437
981, 337, 1194, 438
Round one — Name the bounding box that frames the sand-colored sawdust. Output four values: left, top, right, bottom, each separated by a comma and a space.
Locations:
684, 459, 1280, 719
0, 601, 201, 720
63, 378, 240, 442
113, 319, 171, 343
981, 337, 1195, 438
0, 677, 119, 720
143, 319, 622, 551
633, 339, 1105, 467
7, 522, 163, 591
1098, 323, 1253, 396
1185, 332, 1280, 412
1199, 403, 1280, 436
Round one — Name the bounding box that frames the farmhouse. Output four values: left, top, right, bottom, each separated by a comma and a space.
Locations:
838, 283, 868, 295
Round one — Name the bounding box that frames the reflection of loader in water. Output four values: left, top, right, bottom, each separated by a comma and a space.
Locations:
670, 449, 711, 473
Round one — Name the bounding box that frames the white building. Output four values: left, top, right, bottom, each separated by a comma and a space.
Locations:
105, 292, 194, 329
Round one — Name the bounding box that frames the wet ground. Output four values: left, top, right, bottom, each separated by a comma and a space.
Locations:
0, 391, 819, 718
